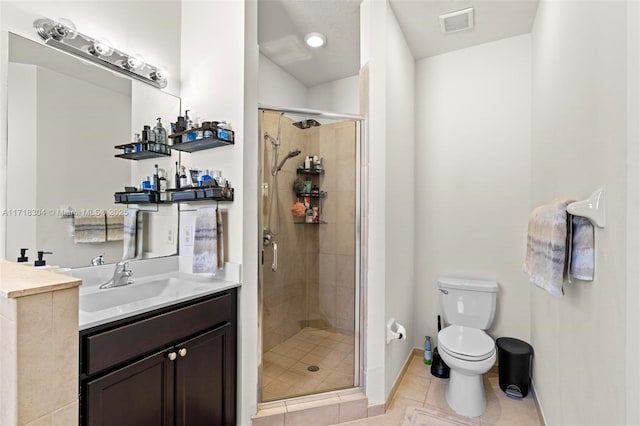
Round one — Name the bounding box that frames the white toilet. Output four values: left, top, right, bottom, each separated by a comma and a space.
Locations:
437, 277, 499, 418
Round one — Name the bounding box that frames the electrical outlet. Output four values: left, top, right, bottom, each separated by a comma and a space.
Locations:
183, 226, 194, 246
167, 227, 175, 245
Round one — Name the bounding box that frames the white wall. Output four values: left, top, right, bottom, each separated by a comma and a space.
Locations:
308, 75, 360, 115
530, 1, 629, 424
359, 0, 388, 406
626, 2, 640, 423
360, 0, 416, 404
258, 53, 308, 108
414, 35, 532, 350
180, 2, 257, 425
383, 3, 416, 400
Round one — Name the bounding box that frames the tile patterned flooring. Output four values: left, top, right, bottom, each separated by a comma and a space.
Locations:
262, 327, 355, 402
335, 355, 543, 426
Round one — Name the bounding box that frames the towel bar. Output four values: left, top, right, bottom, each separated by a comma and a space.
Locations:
566, 188, 605, 228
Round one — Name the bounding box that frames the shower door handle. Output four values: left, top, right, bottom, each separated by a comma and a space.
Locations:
271, 241, 278, 272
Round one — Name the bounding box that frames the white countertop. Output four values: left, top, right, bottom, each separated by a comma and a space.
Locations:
79, 271, 239, 330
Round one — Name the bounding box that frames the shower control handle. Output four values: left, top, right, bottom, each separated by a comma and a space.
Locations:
272, 241, 278, 272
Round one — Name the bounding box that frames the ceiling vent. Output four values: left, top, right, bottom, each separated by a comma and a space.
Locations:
439, 8, 475, 34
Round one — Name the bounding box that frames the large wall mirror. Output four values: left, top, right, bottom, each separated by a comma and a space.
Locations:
5, 33, 180, 268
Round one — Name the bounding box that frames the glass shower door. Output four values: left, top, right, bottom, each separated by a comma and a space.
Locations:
259, 109, 360, 402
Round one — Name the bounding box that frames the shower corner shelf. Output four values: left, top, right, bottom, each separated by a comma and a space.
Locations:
296, 168, 324, 176
294, 220, 327, 225
296, 191, 327, 199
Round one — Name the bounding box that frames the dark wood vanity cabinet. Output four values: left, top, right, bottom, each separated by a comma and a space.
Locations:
80, 288, 237, 426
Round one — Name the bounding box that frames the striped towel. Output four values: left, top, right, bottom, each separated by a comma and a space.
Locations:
73, 212, 106, 243
570, 216, 595, 281
217, 208, 225, 269
523, 200, 572, 297
106, 214, 125, 241
123, 209, 143, 260
193, 207, 217, 274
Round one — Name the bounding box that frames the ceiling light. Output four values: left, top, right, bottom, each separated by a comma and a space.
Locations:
33, 17, 168, 89
304, 32, 327, 48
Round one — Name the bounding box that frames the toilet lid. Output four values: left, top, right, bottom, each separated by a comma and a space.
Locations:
438, 326, 495, 361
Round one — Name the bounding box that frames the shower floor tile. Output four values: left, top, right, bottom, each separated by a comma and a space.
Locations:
262, 327, 355, 402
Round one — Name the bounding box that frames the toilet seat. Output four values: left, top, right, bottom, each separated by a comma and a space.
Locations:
438, 325, 495, 362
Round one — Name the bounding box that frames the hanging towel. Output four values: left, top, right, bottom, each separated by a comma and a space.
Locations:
570, 215, 595, 281
217, 208, 225, 269
193, 207, 217, 274
73, 212, 106, 243
123, 208, 139, 260
522, 200, 572, 297
106, 214, 125, 241
136, 212, 145, 258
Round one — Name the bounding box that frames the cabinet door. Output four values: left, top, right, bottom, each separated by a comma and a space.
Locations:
85, 349, 175, 426
174, 322, 236, 426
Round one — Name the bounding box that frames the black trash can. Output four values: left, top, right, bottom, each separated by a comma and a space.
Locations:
496, 337, 533, 399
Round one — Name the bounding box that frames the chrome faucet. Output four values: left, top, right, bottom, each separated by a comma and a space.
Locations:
91, 255, 105, 266
99, 261, 133, 289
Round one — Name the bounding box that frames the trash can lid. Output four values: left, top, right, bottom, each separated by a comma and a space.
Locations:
496, 337, 533, 355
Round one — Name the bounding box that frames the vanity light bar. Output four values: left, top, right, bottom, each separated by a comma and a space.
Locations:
34, 18, 168, 89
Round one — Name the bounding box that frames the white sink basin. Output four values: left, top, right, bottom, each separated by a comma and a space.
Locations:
80, 277, 212, 313
73, 259, 241, 330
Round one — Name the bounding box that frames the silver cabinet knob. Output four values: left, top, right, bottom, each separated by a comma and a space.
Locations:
167, 351, 177, 361
178, 348, 187, 357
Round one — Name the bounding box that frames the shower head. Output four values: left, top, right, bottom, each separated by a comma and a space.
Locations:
292, 119, 321, 129
272, 149, 301, 175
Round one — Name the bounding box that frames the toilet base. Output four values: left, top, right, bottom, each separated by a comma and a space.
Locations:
445, 369, 486, 418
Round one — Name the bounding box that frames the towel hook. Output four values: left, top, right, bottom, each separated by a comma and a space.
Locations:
566, 188, 606, 228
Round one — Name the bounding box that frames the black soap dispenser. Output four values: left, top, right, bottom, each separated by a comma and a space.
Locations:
34, 251, 52, 267
17, 248, 28, 263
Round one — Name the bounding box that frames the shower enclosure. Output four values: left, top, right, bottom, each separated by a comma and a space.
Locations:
258, 107, 363, 402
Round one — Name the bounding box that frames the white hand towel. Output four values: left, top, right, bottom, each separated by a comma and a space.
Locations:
523, 200, 572, 297
193, 207, 217, 274
123, 209, 138, 260
570, 216, 595, 281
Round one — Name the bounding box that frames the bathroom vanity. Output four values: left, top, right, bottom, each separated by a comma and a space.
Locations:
75, 260, 240, 426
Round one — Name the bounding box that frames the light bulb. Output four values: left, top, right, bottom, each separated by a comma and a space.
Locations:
150, 67, 168, 82
123, 54, 145, 71
48, 18, 77, 40
90, 39, 113, 57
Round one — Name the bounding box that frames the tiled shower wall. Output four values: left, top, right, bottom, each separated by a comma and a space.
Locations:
318, 121, 356, 333
261, 111, 357, 352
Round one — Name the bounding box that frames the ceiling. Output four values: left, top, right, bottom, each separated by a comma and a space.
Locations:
258, 0, 539, 88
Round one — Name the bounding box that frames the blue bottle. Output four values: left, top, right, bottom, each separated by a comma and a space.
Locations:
424, 336, 432, 365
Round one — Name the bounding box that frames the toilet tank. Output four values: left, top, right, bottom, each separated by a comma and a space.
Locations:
438, 277, 499, 329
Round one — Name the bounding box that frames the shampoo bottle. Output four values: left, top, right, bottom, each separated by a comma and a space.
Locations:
424, 336, 432, 365
154, 118, 167, 145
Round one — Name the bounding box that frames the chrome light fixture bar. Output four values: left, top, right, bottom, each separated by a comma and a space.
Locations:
34, 18, 168, 89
